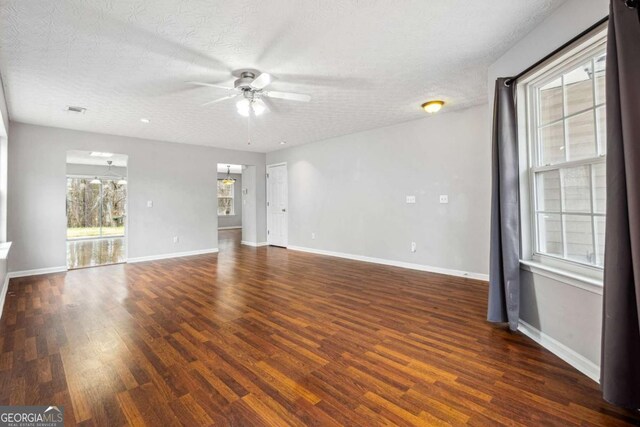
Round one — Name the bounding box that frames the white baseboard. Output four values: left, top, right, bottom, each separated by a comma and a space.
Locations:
218, 226, 242, 230
518, 319, 600, 383
241, 241, 268, 247
7, 266, 68, 279
286, 245, 489, 281
128, 248, 219, 264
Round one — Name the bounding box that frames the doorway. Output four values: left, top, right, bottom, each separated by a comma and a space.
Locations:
217, 163, 243, 250
267, 163, 288, 247
66, 151, 128, 269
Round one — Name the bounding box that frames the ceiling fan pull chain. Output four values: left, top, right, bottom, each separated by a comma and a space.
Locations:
247, 111, 251, 145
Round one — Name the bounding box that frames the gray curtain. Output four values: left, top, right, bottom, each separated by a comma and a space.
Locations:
601, 0, 640, 410
487, 78, 520, 331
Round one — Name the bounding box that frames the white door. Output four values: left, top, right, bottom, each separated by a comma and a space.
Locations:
267, 164, 288, 247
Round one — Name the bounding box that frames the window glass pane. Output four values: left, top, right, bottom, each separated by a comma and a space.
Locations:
592, 163, 606, 214
101, 180, 126, 236
564, 214, 594, 264
537, 213, 563, 256
217, 181, 233, 197
594, 53, 606, 105
566, 111, 596, 161
539, 78, 563, 125
218, 198, 234, 215
562, 166, 591, 213
564, 62, 594, 115
594, 216, 606, 267
539, 122, 565, 165
596, 106, 606, 155
536, 170, 561, 212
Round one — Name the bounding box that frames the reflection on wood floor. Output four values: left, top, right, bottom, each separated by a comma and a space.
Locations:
67, 237, 126, 269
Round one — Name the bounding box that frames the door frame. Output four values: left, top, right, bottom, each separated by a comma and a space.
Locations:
266, 162, 288, 247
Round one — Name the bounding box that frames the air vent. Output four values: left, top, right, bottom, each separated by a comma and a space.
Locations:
65, 106, 86, 113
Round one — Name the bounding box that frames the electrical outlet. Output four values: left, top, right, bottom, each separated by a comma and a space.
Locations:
147, 200, 153, 208
406, 195, 416, 204
311, 232, 316, 240
410, 242, 417, 253
173, 236, 179, 243
439, 195, 449, 204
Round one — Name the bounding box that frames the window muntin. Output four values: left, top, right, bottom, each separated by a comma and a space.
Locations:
217, 180, 235, 216
526, 41, 606, 268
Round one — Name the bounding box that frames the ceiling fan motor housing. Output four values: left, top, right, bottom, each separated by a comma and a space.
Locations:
234, 71, 257, 90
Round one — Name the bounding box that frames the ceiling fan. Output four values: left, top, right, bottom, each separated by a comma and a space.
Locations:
188, 69, 311, 116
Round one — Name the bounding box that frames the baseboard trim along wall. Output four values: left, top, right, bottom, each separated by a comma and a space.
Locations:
128, 248, 219, 264
286, 245, 489, 281
7, 266, 68, 279
218, 226, 242, 230
241, 241, 268, 247
518, 319, 600, 383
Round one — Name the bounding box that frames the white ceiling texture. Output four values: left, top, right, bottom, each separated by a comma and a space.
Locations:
0, 0, 566, 153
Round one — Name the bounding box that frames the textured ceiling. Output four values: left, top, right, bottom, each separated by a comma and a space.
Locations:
0, 0, 566, 153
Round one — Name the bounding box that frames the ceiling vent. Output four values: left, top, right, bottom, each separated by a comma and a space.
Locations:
65, 106, 86, 113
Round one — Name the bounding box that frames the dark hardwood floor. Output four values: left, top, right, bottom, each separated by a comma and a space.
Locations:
0, 229, 638, 426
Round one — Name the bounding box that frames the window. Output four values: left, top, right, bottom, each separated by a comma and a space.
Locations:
521, 30, 606, 271
217, 180, 234, 216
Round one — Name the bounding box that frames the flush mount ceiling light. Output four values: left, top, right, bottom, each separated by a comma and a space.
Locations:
140, 118, 150, 123
90, 152, 113, 158
222, 165, 236, 185
280, 141, 287, 145
421, 100, 445, 114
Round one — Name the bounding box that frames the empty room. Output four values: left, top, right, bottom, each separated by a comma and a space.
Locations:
0, 0, 639, 426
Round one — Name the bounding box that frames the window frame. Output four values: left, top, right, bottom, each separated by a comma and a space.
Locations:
517, 25, 607, 282
217, 179, 235, 216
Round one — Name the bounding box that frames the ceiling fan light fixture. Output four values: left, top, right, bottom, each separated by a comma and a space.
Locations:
252, 99, 266, 116
236, 98, 251, 117
422, 100, 445, 114
90, 177, 101, 185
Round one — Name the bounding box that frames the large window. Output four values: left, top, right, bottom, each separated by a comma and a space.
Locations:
217, 180, 235, 216
66, 177, 127, 239
522, 32, 606, 269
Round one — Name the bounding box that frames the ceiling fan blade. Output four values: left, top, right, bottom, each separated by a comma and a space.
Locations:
187, 81, 236, 91
250, 73, 272, 90
264, 90, 311, 102
201, 94, 239, 106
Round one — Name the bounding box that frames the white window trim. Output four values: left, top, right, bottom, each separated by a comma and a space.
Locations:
516, 24, 607, 288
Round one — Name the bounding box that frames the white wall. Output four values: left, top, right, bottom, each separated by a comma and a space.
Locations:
267, 105, 490, 278
217, 173, 242, 228
7, 122, 266, 272
488, 0, 608, 375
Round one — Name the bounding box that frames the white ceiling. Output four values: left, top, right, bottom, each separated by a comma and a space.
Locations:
217, 164, 243, 174
0, 0, 566, 153
67, 150, 128, 167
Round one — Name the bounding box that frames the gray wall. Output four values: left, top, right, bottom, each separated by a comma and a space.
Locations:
7, 122, 266, 272
488, 0, 608, 369
267, 105, 490, 277
217, 172, 242, 228
241, 165, 259, 244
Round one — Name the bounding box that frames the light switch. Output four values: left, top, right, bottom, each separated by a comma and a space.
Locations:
406, 195, 416, 204
439, 195, 449, 204
147, 200, 153, 208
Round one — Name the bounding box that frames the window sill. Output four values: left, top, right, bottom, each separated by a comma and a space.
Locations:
0, 242, 12, 260
218, 214, 236, 217
520, 259, 603, 295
